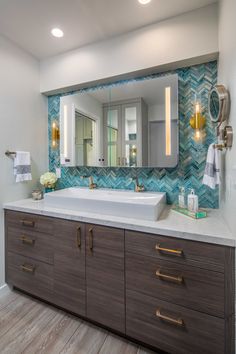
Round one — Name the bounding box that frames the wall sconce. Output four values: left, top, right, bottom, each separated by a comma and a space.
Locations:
51, 121, 60, 149
190, 101, 206, 143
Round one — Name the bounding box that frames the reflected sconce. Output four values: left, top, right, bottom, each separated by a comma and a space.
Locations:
190, 101, 206, 143
51, 121, 60, 149
165, 87, 171, 156
131, 145, 137, 157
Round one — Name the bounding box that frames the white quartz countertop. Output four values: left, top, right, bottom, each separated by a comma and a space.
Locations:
4, 198, 235, 247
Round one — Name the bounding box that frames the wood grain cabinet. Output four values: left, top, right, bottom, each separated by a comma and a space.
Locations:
85, 224, 125, 333
5, 211, 54, 302
5, 210, 235, 354
53, 219, 86, 316
125, 230, 235, 354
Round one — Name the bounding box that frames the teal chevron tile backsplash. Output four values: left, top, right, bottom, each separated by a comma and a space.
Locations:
48, 61, 219, 208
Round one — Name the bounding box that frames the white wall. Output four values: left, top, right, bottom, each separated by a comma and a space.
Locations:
0, 35, 48, 288
218, 0, 236, 234
40, 4, 219, 95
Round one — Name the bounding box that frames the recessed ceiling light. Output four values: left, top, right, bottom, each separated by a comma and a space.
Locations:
51, 28, 64, 38
138, 0, 152, 4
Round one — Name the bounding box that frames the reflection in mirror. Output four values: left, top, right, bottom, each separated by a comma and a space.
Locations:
60, 74, 178, 168
75, 112, 96, 166
209, 90, 220, 123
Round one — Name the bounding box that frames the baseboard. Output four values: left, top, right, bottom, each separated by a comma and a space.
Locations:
0, 284, 11, 297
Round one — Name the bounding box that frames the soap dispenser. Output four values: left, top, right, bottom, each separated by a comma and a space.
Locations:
178, 187, 186, 208
187, 189, 198, 213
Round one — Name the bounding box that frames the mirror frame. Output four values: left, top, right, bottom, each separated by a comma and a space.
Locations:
208, 84, 230, 124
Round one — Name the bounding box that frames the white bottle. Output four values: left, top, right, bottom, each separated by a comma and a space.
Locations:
178, 187, 186, 208
187, 189, 199, 213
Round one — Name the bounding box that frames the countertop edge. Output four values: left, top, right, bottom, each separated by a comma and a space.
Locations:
3, 201, 235, 247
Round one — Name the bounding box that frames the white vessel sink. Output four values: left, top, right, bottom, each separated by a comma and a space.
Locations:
44, 187, 166, 221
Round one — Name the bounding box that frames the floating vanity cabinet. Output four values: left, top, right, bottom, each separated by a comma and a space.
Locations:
125, 230, 235, 354
85, 224, 125, 332
53, 219, 86, 316
4, 210, 235, 354
5, 211, 54, 302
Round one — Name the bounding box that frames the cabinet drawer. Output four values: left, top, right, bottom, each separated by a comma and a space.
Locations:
7, 226, 53, 264
126, 290, 224, 354
5, 210, 53, 235
125, 230, 226, 272
7, 252, 53, 301
126, 252, 225, 318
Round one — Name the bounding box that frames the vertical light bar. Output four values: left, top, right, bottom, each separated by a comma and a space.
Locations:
165, 87, 171, 156
63, 105, 68, 158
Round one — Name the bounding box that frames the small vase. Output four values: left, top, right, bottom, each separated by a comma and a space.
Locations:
44, 187, 55, 194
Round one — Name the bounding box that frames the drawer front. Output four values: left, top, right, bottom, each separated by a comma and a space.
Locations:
7, 252, 53, 301
125, 230, 226, 272
126, 252, 224, 318
126, 290, 225, 354
7, 226, 53, 264
5, 210, 53, 235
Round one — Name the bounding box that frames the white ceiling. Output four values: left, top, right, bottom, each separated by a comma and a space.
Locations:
0, 0, 218, 59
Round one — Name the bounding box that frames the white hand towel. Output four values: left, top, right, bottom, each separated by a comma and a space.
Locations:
14, 151, 32, 183
202, 143, 220, 189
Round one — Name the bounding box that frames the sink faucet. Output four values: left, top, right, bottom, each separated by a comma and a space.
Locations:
81, 175, 97, 189
132, 177, 145, 193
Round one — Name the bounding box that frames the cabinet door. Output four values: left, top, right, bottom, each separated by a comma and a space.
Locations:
86, 224, 125, 333
53, 219, 86, 316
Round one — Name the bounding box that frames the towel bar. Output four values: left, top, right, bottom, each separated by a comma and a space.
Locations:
5, 150, 16, 157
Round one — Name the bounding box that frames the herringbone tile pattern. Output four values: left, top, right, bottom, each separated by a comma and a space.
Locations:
48, 61, 218, 208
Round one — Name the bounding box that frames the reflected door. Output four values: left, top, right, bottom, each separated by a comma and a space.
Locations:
75, 112, 96, 166
122, 103, 139, 167
104, 105, 122, 166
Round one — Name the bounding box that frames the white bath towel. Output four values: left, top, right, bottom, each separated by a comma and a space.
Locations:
202, 143, 220, 189
14, 151, 32, 182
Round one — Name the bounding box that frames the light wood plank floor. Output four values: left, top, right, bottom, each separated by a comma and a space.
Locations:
0, 290, 157, 354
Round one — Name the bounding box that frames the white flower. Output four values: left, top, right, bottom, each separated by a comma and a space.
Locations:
40, 172, 57, 188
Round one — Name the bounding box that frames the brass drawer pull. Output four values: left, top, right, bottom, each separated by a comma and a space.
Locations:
156, 244, 183, 256
89, 228, 93, 251
156, 269, 183, 284
156, 309, 184, 327
20, 264, 35, 274
77, 226, 81, 248
19, 236, 35, 245
21, 219, 35, 227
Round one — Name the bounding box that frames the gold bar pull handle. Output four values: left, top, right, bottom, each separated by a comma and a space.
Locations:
156, 270, 183, 284
155, 244, 183, 256
21, 219, 35, 227
77, 226, 81, 248
19, 236, 35, 245
20, 264, 35, 274
88, 228, 93, 251
156, 309, 184, 327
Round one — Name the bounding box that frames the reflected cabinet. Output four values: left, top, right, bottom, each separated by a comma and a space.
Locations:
104, 98, 148, 167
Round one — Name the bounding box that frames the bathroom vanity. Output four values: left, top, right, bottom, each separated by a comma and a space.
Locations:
4, 199, 235, 354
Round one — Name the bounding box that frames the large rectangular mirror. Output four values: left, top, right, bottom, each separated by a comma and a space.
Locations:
60, 74, 178, 167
